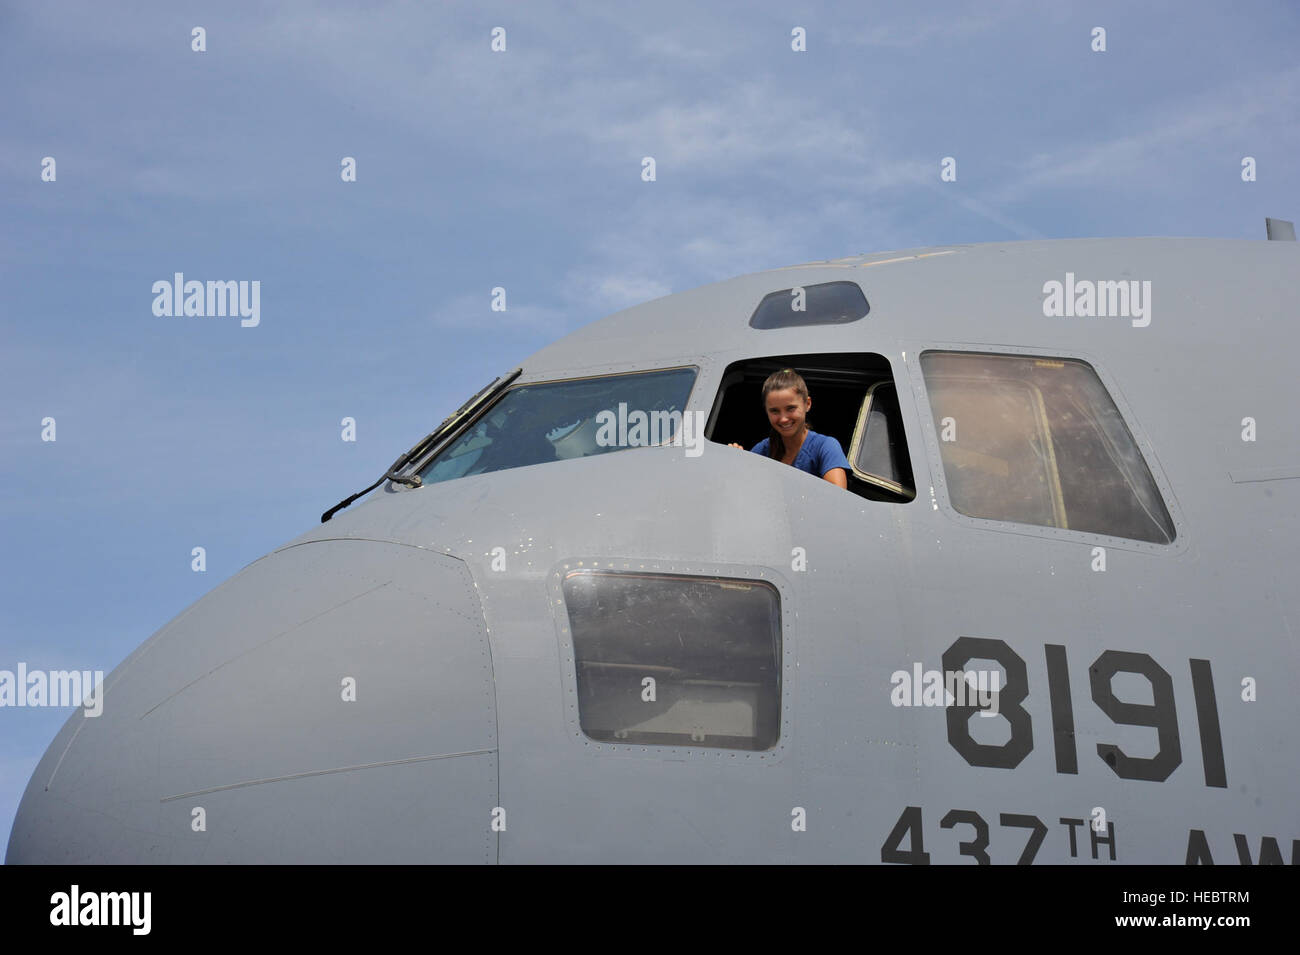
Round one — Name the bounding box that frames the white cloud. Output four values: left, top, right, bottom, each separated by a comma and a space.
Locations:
564, 272, 673, 314
427, 291, 572, 332
830, 7, 1023, 49
986, 65, 1300, 204
589, 82, 871, 173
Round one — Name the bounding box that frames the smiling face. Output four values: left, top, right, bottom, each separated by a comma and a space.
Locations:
765, 386, 811, 442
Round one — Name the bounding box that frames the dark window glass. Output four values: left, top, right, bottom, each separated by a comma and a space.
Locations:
851, 382, 914, 496
920, 352, 1175, 543
749, 281, 869, 329
416, 367, 696, 485
562, 571, 782, 751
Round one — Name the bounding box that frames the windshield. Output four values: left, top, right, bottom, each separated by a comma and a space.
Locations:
415, 367, 697, 486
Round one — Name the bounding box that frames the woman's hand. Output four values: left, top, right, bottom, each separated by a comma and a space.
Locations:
727, 442, 743, 449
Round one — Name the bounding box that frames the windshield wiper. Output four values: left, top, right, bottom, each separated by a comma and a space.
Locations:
320, 367, 523, 523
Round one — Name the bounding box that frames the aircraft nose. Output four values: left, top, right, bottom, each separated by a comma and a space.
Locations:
6, 539, 498, 864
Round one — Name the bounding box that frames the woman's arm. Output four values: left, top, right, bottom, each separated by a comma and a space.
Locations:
818, 435, 851, 489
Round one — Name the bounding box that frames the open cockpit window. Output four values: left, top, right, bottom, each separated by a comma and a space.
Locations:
748, 281, 869, 329
413, 366, 697, 486
919, 351, 1175, 543
849, 382, 915, 497
563, 570, 782, 751
708, 352, 915, 502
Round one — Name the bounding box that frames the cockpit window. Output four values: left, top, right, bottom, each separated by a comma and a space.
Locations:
748, 281, 869, 329
562, 570, 782, 751
920, 352, 1176, 543
849, 382, 915, 498
708, 352, 914, 502
415, 367, 697, 486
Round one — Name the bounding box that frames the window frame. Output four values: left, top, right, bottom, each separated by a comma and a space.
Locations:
406, 362, 702, 482
846, 380, 919, 500
747, 280, 870, 330
548, 556, 795, 764
707, 351, 918, 503
906, 343, 1187, 553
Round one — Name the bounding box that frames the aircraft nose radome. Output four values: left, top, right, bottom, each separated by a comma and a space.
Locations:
6, 540, 498, 864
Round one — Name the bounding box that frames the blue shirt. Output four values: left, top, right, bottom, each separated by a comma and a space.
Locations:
751, 429, 852, 478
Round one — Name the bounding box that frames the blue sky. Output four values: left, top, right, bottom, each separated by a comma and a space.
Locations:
2, 1, 1297, 851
